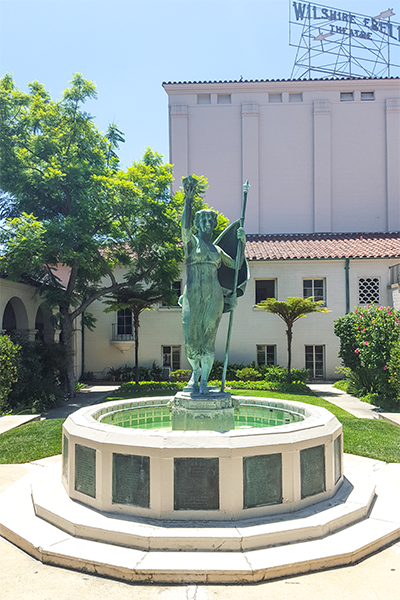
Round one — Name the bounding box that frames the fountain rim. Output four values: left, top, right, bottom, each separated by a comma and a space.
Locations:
66, 395, 338, 442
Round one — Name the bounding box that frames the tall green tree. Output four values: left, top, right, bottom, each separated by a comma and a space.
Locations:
0, 74, 182, 397
103, 281, 175, 384
255, 297, 331, 383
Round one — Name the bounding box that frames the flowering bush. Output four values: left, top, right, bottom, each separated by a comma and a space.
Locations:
334, 305, 400, 409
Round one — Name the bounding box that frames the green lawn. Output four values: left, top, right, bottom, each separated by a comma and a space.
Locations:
0, 419, 65, 464
229, 388, 400, 464
1, 388, 399, 464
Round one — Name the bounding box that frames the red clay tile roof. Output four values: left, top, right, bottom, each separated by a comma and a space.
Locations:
245, 232, 400, 261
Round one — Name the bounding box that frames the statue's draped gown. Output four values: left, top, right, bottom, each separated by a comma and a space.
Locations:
181, 233, 224, 360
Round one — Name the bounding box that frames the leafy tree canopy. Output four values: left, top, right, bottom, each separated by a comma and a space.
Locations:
0, 73, 182, 396
0, 74, 230, 398
256, 296, 330, 324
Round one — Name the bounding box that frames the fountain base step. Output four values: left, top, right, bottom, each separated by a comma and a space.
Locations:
0, 455, 399, 583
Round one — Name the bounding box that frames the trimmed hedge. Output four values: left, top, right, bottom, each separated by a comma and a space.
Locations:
118, 381, 185, 393
210, 380, 314, 395
117, 379, 313, 396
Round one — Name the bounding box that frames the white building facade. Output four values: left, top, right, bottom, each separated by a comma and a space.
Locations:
164, 77, 400, 236
158, 77, 400, 379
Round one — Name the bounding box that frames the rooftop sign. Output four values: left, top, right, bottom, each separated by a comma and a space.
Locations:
289, 2, 400, 78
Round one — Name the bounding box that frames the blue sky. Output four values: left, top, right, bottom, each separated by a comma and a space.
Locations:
1, 0, 399, 167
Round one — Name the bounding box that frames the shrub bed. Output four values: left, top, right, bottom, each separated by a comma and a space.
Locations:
118, 381, 185, 393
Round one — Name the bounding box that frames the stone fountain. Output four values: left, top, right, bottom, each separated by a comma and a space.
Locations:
0, 179, 396, 583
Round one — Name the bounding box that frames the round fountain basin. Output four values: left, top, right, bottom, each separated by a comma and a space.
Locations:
98, 401, 305, 429
62, 395, 343, 521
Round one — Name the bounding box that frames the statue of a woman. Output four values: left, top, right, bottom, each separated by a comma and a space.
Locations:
181, 176, 247, 394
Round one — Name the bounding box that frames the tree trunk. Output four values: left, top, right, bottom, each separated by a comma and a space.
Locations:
133, 310, 140, 384
60, 307, 76, 398
286, 325, 293, 384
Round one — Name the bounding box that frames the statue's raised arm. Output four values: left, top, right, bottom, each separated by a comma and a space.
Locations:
181, 175, 198, 248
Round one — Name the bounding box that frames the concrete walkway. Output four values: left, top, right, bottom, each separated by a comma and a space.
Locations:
308, 382, 381, 418
41, 384, 120, 420
0, 414, 41, 435
308, 383, 400, 425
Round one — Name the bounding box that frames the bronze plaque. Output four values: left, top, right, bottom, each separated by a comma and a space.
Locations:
112, 453, 150, 507
174, 457, 219, 510
301, 444, 326, 499
243, 453, 282, 509
74, 444, 96, 498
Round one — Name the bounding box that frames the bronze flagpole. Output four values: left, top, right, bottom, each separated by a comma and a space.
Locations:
221, 180, 249, 392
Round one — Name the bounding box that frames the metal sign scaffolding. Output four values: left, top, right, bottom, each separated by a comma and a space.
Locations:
289, 2, 400, 79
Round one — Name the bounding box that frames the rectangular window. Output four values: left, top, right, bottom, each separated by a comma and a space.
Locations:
358, 277, 380, 304
361, 91, 374, 101
303, 279, 325, 304
116, 308, 133, 337
305, 345, 325, 379
269, 93, 282, 103
289, 93, 303, 102
162, 280, 182, 306
197, 94, 211, 104
257, 344, 276, 366
218, 94, 231, 104
340, 92, 354, 101
255, 279, 276, 304
162, 345, 181, 371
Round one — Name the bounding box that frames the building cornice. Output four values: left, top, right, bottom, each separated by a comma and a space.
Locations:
163, 77, 400, 94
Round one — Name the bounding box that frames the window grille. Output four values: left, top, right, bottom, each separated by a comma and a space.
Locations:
340, 92, 354, 101
269, 93, 282, 103
358, 278, 379, 304
197, 94, 211, 104
361, 91, 374, 101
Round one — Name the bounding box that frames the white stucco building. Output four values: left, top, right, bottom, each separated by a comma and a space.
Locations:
164, 77, 400, 236
159, 76, 400, 378
2, 77, 400, 381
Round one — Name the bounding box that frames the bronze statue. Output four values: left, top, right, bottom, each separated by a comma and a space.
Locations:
180, 176, 248, 394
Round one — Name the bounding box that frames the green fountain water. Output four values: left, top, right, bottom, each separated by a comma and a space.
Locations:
97, 401, 305, 430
